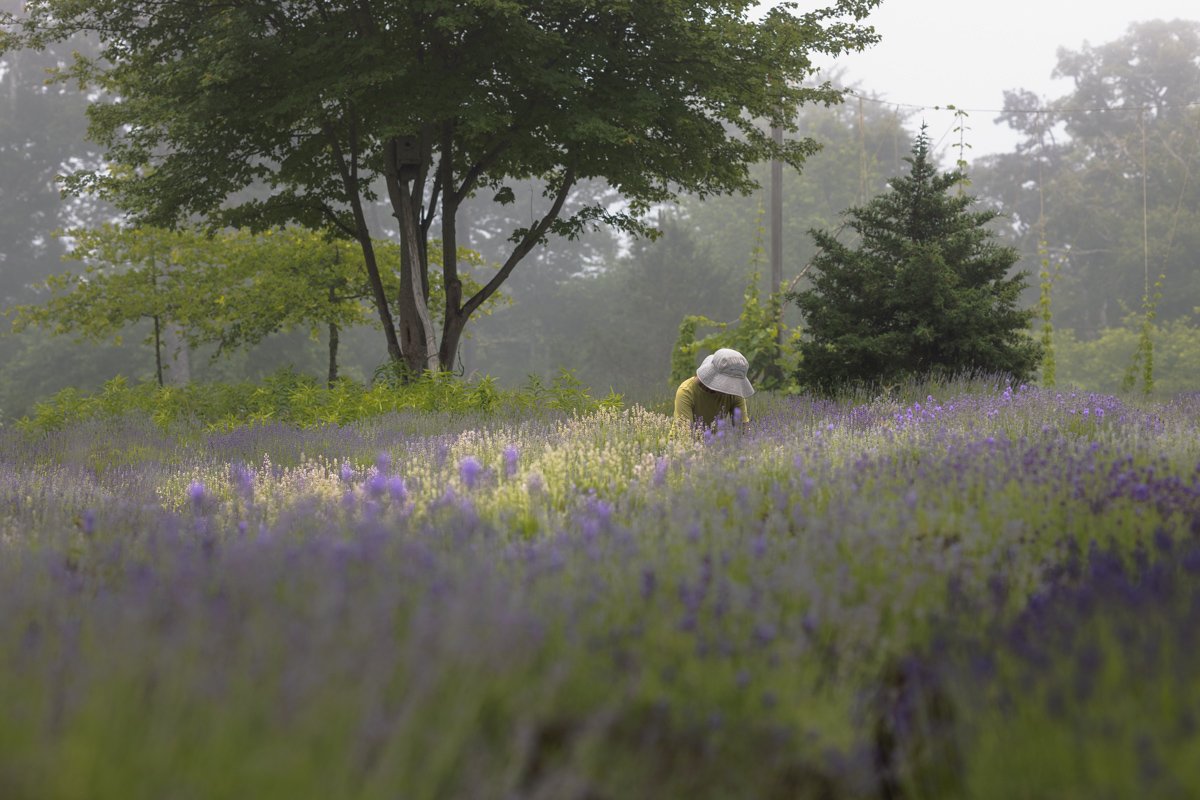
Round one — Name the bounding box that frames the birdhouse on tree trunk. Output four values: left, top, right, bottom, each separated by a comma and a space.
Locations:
395, 135, 421, 177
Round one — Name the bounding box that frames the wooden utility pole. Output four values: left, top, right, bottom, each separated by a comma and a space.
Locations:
770, 125, 783, 297
770, 125, 784, 349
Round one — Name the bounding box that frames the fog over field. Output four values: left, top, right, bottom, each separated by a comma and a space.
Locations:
800, 0, 1200, 157
1, 2, 1198, 414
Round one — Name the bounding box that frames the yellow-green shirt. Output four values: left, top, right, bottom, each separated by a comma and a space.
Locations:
673, 376, 749, 434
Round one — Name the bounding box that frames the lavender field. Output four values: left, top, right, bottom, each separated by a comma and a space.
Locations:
3, 383, 1200, 799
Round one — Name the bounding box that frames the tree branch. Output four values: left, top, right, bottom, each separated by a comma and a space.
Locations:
422, 168, 443, 235
317, 202, 358, 239
452, 137, 511, 207
462, 166, 576, 319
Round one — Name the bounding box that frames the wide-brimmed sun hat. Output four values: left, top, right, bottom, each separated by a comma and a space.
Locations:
696, 348, 755, 398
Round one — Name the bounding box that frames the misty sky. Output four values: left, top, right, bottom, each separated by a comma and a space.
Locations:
797, 0, 1200, 159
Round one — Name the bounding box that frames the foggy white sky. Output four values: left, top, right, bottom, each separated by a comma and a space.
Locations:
798, 0, 1200, 160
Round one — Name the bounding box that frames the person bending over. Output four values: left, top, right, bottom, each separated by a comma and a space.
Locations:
673, 348, 754, 434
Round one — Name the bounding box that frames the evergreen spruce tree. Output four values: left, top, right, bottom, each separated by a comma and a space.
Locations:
791, 127, 1041, 392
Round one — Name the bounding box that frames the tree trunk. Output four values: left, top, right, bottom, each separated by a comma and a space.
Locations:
327, 321, 340, 388
396, 176, 439, 376
164, 323, 190, 386
153, 313, 164, 388
384, 133, 438, 378
322, 119, 403, 366
327, 279, 340, 387
440, 311, 469, 376
438, 122, 464, 372
356, 232, 404, 365
771, 124, 784, 355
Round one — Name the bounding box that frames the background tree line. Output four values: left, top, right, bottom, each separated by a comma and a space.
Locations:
1, 9, 1198, 417
972, 19, 1200, 334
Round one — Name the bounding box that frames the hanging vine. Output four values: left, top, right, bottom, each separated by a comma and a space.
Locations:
1123, 111, 1161, 396
947, 104, 972, 195
1035, 109, 1057, 387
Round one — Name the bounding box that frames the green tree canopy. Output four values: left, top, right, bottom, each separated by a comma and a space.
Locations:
6, 0, 880, 379
0, 21, 103, 305
791, 128, 1041, 392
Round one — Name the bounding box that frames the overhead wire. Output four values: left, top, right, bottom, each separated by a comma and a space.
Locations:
842, 88, 1200, 116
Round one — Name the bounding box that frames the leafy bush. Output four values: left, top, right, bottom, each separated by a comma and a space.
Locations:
1052, 316, 1200, 395
671, 272, 800, 391
16, 367, 623, 432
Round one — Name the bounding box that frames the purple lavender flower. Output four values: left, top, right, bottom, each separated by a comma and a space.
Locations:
366, 473, 387, 498
753, 622, 777, 647
230, 463, 255, 499
587, 497, 613, 527
641, 568, 657, 600
653, 456, 669, 487
187, 480, 207, 510
386, 476, 407, 503
751, 534, 767, 559
459, 456, 483, 490
502, 445, 520, 479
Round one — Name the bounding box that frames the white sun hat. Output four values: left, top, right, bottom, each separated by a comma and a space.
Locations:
696, 348, 755, 397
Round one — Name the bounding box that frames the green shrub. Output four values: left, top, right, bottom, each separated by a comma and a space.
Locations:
1053, 316, 1200, 395
671, 272, 799, 391
16, 367, 623, 432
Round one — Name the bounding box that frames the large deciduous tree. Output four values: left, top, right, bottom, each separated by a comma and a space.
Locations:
791, 128, 1041, 392
6, 0, 880, 376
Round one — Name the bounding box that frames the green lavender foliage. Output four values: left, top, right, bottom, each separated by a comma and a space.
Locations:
2, 380, 1200, 798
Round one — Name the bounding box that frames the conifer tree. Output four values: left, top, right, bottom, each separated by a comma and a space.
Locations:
791, 127, 1041, 392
